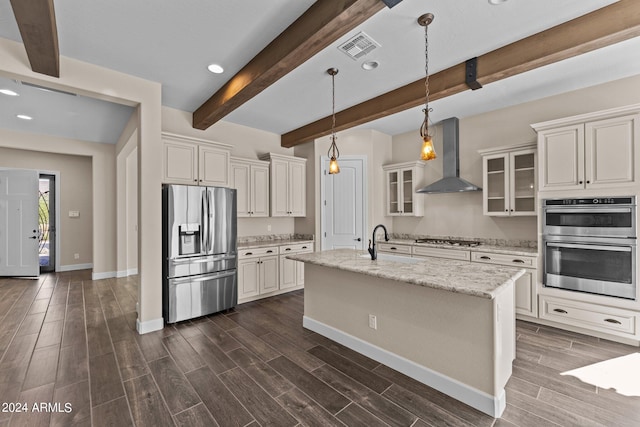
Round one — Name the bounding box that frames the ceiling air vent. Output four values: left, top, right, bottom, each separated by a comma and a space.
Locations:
338, 32, 380, 60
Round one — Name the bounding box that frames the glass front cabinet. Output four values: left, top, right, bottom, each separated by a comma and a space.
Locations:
382, 161, 425, 217
479, 143, 537, 217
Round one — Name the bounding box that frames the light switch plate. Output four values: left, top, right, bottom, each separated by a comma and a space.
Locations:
69, 210, 80, 217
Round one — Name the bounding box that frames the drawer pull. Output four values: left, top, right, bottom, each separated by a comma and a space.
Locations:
302, 246, 307, 249
285, 248, 292, 251
604, 318, 622, 325
480, 256, 491, 260
390, 247, 397, 250
553, 308, 568, 314
245, 252, 253, 256
266, 250, 273, 254
512, 259, 525, 264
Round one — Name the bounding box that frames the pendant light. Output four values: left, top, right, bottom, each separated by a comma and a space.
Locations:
327, 68, 340, 174
418, 13, 436, 161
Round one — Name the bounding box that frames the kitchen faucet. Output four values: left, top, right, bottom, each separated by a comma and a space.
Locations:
368, 224, 389, 260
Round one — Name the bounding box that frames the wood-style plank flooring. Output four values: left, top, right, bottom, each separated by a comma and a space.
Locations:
0, 271, 639, 426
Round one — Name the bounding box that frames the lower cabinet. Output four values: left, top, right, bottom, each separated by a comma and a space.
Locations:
539, 295, 639, 343
279, 243, 313, 290
238, 246, 279, 301
470, 251, 538, 319
238, 242, 313, 303
413, 246, 471, 261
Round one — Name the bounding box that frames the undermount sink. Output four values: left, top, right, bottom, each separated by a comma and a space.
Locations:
360, 253, 420, 264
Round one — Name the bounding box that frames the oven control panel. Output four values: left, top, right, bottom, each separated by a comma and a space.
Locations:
544, 197, 634, 206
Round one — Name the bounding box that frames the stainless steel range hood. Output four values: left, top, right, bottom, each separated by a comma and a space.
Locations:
416, 117, 481, 194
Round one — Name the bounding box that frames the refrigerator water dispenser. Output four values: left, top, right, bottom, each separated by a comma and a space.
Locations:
179, 224, 201, 255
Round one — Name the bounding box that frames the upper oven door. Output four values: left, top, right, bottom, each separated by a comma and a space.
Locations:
543, 206, 635, 238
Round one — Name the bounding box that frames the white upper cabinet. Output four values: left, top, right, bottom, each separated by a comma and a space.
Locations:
532, 105, 640, 193
260, 153, 307, 217
230, 157, 270, 217
479, 143, 537, 216
382, 161, 425, 217
162, 132, 231, 187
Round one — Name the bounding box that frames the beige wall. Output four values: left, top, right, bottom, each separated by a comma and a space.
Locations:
162, 106, 297, 237
297, 129, 392, 250
0, 146, 93, 267
389, 73, 640, 242
0, 37, 162, 330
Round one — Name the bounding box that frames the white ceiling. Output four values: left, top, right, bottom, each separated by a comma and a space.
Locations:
0, 0, 638, 144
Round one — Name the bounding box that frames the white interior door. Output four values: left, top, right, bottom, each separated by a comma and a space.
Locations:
0, 169, 40, 277
322, 157, 366, 250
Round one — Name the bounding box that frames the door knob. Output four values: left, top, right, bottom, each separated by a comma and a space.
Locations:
354, 238, 362, 241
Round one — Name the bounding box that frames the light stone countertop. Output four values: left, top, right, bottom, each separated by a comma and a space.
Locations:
238, 238, 314, 250
287, 248, 525, 299
383, 238, 538, 257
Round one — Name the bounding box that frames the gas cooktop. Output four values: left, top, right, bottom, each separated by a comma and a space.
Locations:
414, 238, 481, 247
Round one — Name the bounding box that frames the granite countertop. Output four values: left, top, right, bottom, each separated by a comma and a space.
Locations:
382, 238, 538, 257
238, 238, 314, 250
287, 249, 525, 299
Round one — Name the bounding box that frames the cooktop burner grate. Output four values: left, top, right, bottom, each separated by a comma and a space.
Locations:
414, 238, 481, 247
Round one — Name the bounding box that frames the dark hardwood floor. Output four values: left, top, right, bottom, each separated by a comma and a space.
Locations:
0, 271, 639, 426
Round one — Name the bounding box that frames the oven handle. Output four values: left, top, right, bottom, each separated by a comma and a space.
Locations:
544, 208, 632, 214
546, 242, 632, 252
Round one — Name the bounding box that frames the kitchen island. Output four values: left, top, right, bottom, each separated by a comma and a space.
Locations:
286, 249, 525, 418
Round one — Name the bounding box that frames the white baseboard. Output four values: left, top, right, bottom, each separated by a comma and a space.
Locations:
136, 317, 164, 334
115, 268, 139, 278
59, 263, 93, 272
92, 271, 116, 280
303, 316, 506, 418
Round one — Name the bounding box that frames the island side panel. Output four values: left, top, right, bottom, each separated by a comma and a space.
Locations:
303, 263, 514, 415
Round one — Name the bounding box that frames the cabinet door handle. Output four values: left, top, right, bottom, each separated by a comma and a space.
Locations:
504, 209, 508, 212
586, 180, 591, 184
512, 259, 525, 264
480, 256, 491, 260
604, 318, 622, 325
579, 180, 583, 184
553, 308, 568, 314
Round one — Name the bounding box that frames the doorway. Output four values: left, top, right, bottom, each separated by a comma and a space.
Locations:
38, 174, 56, 273
321, 156, 367, 250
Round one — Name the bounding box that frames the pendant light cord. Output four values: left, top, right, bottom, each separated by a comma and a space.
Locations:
421, 15, 432, 139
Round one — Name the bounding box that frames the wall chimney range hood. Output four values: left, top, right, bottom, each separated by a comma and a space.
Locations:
416, 117, 481, 194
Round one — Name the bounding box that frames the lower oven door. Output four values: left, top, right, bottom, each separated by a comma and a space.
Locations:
544, 236, 636, 300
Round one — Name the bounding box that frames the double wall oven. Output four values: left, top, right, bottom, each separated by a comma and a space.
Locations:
542, 197, 636, 300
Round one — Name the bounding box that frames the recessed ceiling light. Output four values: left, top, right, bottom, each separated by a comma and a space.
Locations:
488, 0, 508, 4
362, 61, 379, 71
17, 114, 33, 120
207, 64, 224, 74
0, 89, 19, 96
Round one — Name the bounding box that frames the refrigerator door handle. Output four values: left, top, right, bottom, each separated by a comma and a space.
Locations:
170, 270, 236, 285
171, 254, 237, 264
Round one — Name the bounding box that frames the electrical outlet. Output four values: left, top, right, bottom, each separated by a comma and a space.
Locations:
267, 224, 272, 232
368, 314, 377, 330
74, 253, 80, 260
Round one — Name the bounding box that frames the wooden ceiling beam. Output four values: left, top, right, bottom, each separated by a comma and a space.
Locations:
193, 0, 386, 130
281, 0, 640, 148
10, 0, 59, 77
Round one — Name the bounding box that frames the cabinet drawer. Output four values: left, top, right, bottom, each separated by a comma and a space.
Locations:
539, 295, 637, 336
239, 246, 279, 259
280, 243, 313, 254
471, 251, 536, 268
412, 246, 470, 261
377, 243, 412, 255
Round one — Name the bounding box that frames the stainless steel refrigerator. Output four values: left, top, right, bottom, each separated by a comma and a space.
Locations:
162, 184, 237, 323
